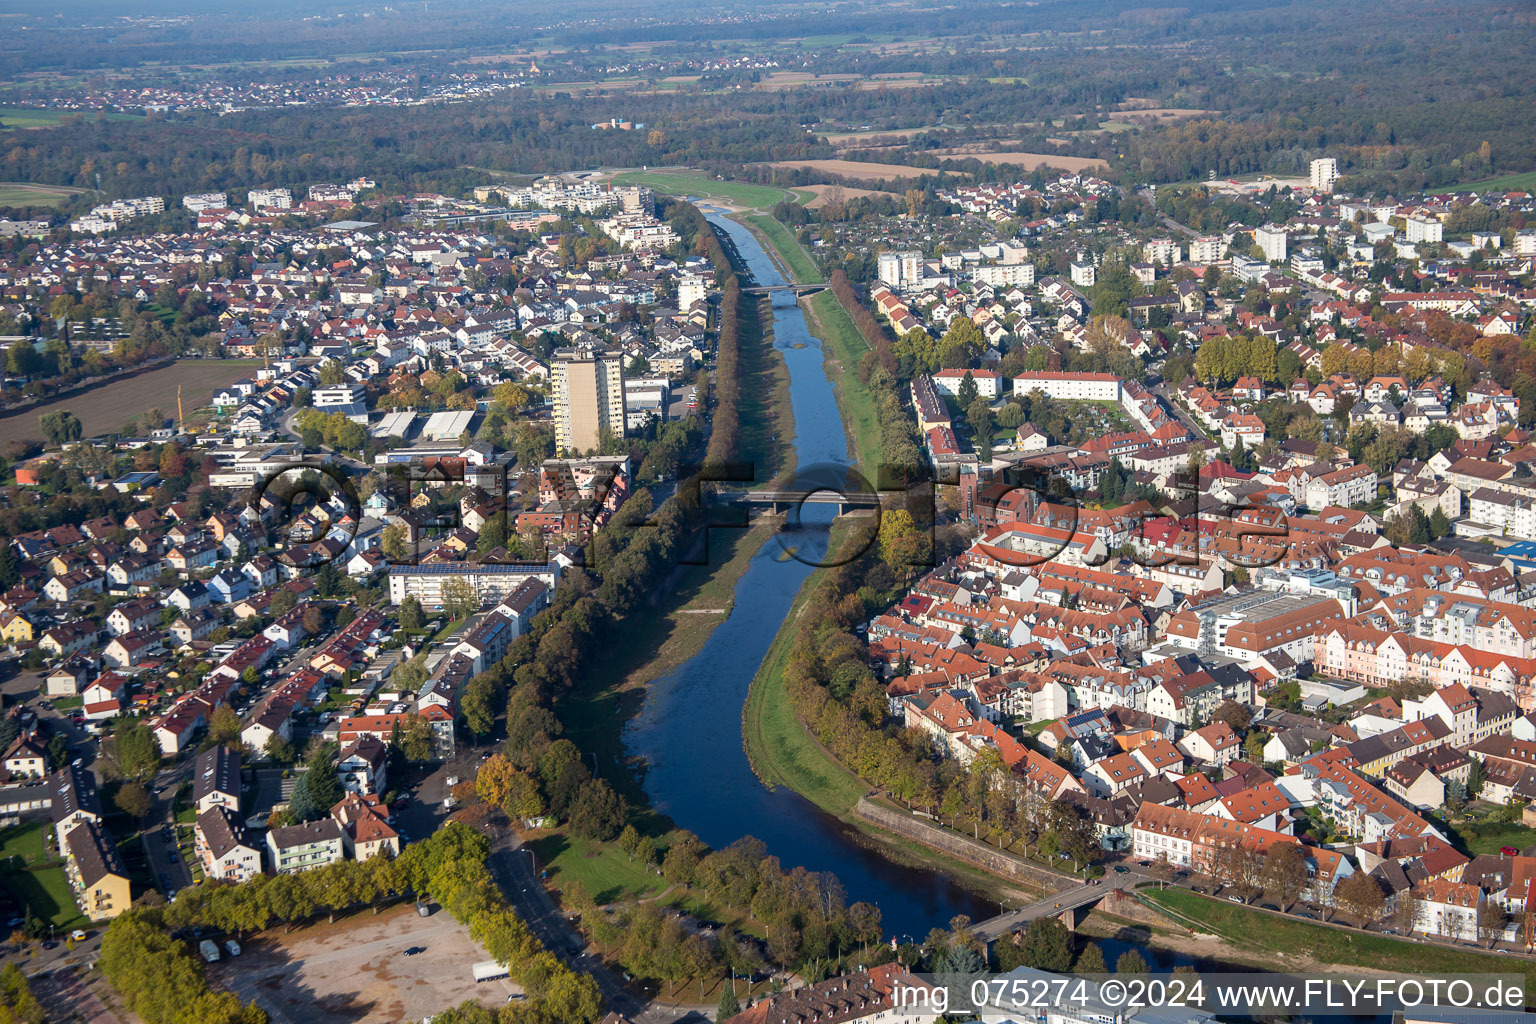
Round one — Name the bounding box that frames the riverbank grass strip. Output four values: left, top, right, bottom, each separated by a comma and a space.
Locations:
805, 290, 882, 475
743, 215, 824, 284
1142, 888, 1536, 999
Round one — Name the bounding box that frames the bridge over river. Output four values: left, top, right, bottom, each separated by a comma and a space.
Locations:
713, 488, 882, 516
970, 866, 1156, 941
740, 283, 827, 296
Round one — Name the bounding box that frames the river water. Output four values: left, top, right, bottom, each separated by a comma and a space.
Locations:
624, 212, 993, 940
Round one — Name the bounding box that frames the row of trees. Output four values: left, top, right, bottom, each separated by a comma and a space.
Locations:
109, 822, 603, 1024
0, 963, 43, 1024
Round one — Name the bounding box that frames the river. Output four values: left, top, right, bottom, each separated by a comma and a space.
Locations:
624, 211, 993, 940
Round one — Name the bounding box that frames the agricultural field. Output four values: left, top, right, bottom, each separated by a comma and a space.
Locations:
607, 170, 791, 209
754, 72, 862, 89
928, 148, 1109, 172
0, 106, 141, 129
0, 358, 263, 448
822, 126, 937, 146
766, 158, 957, 182
797, 183, 898, 208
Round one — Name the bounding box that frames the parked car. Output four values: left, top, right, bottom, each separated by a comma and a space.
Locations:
225, 940, 241, 956
69, 930, 87, 941
1113, 865, 1129, 874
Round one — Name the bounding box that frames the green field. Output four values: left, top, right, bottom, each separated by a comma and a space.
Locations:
527, 832, 668, 904
1453, 170, 1536, 193
0, 823, 48, 865
0, 823, 84, 929
1142, 888, 1536, 998
610, 170, 790, 209
744, 215, 823, 284
0, 106, 142, 129
0, 181, 84, 208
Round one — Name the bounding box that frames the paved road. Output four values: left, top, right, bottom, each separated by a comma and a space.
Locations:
1137, 187, 1201, 239
143, 758, 194, 895
1151, 382, 1210, 440
486, 830, 703, 1024
31, 963, 122, 1024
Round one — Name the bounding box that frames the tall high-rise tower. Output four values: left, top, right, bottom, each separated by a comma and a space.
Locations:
552, 348, 627, 455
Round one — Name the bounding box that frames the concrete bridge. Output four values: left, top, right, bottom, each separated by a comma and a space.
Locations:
715, 489, 881, 516
741, 284, 828, 296
971, 869, 1154, 942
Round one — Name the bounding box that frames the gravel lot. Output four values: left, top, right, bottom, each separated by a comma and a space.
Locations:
210, 901, 521, 1024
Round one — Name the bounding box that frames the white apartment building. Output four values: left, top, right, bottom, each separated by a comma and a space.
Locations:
312, 384, 366, 408
195, 806, 262, 883
597, 213, 679, 251
1467, 487, 1536, 540
1406, 215, 1443, 244
1310, 157, 1339, 193
971, 262, 1035, 287
1011, 371, 1122, 402
1188, 236, 1225, 263
877, 251, 923, 289
248, 188, 293, 211
388, 562, 561, 610
266, 819, 344, 874
677, 274, 708, 310
182, 192, 229, 211
1144, 238, 1178, 265
1069, 260, 1096, 287
1254, 225, 1289, 263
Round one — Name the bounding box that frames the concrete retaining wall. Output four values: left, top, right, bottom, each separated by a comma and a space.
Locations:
854, 797, 1076, 896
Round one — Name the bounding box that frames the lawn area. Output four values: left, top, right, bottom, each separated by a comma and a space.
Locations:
0, 823, 48, 865
0, 182, 84, 208
1448, 816, 1536, 856
1142, 888, 1536, 998
743, 214, 823, 284
3, 865, 84, 929
1452, 170, 1536, 193
0, 826, 84, 930
609, 170, 790, 209
527, 831, 667, 904
804, 290, 882, 476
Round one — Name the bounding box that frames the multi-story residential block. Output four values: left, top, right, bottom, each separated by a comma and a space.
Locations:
193, 745, 242, 815
62, 819, 131, 921
195, 806, 262, 883
1254, 225, 1288, 263
266, 818, 345, 874
552, 348, 627, 455
1310, 157, 1339, 193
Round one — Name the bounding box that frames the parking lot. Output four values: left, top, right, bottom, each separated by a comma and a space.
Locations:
210, 901, 521, 1024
